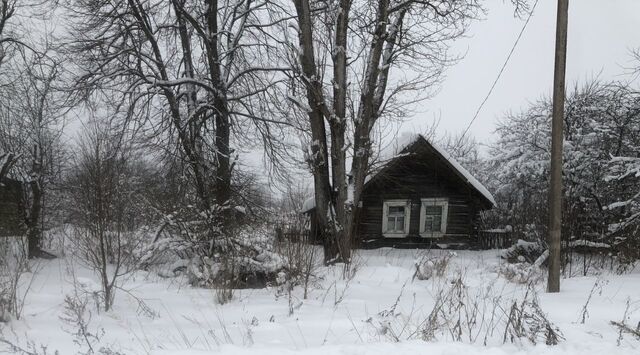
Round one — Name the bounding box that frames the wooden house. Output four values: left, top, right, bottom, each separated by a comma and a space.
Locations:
0, 177, 25, 238
302, 135, 495, 249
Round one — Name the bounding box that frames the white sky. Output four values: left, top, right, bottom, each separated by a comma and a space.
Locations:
403, 0, 640, 145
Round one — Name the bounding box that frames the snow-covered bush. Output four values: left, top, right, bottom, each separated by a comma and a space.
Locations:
186, 239, 287, 290
605, 156, 640, 267
137, 216, 289, 294
413, 252, 455, 280
135, 177, 317, 297
501, 239, 546, 264
498, 240, 548, 284
496, 262, 544, 284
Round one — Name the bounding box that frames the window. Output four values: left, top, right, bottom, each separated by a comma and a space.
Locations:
382, 200, 411, 237
419, 198, 448, 237
387, 206, 406, 232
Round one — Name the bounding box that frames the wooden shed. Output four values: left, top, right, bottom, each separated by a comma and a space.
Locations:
302, 135, 495, 249
0, 178, 25, 237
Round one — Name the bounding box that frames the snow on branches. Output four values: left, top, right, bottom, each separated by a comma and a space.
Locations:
484, 81, 640, 263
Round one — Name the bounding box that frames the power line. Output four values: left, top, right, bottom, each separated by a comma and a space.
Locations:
455, 0, 540, 149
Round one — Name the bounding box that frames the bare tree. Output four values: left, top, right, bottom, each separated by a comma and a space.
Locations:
0, 0, 69, 258
66, 120, 146, 312
64, 0, 293, 253
287, 0, 530, 263
440, 132, 481, 176
0, 0, 19, 70
0, 46, 68, 258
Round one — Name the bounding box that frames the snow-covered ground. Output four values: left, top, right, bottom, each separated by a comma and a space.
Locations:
1, 248, 639, 354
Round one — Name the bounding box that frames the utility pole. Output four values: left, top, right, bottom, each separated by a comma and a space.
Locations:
548, 0, 569, 293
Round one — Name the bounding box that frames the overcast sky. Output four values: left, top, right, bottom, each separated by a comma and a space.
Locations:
403, 0, 640, 145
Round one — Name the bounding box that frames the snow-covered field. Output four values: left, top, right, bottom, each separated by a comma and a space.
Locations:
1, 248, 639, 354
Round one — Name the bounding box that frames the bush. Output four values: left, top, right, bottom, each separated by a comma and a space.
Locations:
370, 274, 563, 346
275, 234, 319, 300
501, 240, 546, 264
137, 220, 289, 296
0, 237, 28, 322
413, 252, 455, 280
496, 262, 544, 284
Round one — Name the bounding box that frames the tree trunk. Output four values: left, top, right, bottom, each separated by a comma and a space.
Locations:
343, 0, 394, 257
204, 0, 233, 249
328, 121, 347, 263
27, 178, 42, 258
214, 105, 232, 220
327, 0, 353, 264
292, 0, 337, 264
27, 145, 43, 258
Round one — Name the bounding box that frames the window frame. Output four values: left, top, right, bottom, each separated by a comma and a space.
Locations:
419, 198, 449, 238
381, 199, 411, 238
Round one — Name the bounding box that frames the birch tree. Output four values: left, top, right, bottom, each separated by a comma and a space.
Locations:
288, 0, 530, 263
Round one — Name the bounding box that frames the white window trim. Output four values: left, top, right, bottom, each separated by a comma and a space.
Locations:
382, 199, 411, 238
419, 198, 448, 238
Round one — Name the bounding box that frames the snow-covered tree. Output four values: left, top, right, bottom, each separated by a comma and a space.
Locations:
485, 81, 640, 264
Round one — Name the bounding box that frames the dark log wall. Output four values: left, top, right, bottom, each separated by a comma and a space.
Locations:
357, 143, 487, 248
0, 179, 25, 237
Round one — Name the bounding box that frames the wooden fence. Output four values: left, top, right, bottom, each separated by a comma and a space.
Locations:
478, 229, 514, 250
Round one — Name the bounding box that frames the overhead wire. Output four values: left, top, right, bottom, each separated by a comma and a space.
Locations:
454, 0, 540, 152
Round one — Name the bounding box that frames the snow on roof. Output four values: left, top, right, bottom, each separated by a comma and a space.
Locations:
569, 240, 610, 249
376, 133, 496, 207
0, 154, 8, 170
428, 138, 496, 207
375, 132, 421, 164
301, 196, 315, 213
301, 133, 497, 211
364, 132, 418, 184
0, 152, 14, 181
393, 132, 421, 157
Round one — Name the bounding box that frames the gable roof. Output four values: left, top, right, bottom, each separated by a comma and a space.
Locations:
301, 195, 316, 213
0, 152, 15, 181
301, 134, 496, 213
366, 134, 495, 207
